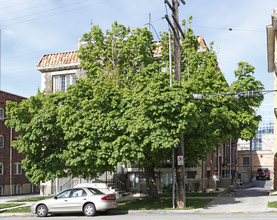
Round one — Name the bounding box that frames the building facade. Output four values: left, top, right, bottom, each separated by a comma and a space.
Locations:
0, 91, 38, 195
266, 8, 277, 189
237, 104, 274, 183
37, 51, 86, 94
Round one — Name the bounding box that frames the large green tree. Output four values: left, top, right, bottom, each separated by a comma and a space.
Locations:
6, 91, 68, 184
5, 20, 264, 199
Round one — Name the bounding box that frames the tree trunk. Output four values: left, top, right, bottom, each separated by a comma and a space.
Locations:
144, 163, 159, 199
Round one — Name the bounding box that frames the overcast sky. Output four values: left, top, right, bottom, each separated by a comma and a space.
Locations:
0, 0, 276, 104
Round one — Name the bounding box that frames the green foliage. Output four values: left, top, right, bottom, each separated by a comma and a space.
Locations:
5, 91, 68, 184
5, 20, 264, 184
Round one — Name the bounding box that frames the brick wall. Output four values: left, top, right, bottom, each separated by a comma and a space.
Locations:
0, 91, 32, 194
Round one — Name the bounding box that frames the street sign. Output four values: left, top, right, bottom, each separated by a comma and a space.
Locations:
177, 156, 184, 165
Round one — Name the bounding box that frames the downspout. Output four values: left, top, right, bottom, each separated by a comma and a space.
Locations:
10, 126, 12, 195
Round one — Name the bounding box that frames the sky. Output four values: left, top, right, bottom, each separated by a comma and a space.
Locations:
0, 0, 276, 105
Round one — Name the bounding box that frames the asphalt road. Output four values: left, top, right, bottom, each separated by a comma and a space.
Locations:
234, 179, 272, 197
2, 213, 277, 220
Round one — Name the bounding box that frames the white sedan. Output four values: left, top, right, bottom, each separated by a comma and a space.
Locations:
31, 187, 117, 217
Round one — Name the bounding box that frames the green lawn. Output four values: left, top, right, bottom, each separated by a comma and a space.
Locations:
9, 196, 52, 203
160, 192, 219, 197
117, 198, 212, 210
0, 206, 30, 213
268, 201, 277, 208
0, 203, 24, 210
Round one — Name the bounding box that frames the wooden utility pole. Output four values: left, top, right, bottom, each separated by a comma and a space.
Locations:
165, 0, 186, 208
172, 0, 181, 81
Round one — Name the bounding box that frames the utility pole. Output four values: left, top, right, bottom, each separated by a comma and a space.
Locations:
165, 0, 186, 208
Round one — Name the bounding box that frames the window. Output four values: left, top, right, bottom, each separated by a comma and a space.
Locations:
71, 189, 87, 197
14, 185, 22, 194
187, 171, 197, 179
243, 157, 249, 166
88, 188, 104, 195
0, 135, 4, 148
57, 189, 71, 199
14, 163, 22, 175
53, 74, 75, 93
0, 108, 4, 120
0, 163, 4, 175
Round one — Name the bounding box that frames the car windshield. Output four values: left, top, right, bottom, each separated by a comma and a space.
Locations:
88, 188, 104, 195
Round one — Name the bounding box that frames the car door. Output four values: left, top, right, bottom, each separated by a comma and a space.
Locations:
48, 189, 72, 212
65, 188, 88, 212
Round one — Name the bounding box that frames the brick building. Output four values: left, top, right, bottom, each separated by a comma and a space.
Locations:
0, 90, 38, 195
237, 104, 274, 183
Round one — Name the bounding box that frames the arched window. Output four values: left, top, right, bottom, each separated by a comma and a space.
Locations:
0, 135, 4, 148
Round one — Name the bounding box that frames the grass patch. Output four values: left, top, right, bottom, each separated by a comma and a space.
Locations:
9, 196, 52, 202
0, 206, 30, 213
268, 201, 277, 208
117, 198, 212, 210
2, 198, 212, 213
0, 203, 24, 209
160, 192, 219, 197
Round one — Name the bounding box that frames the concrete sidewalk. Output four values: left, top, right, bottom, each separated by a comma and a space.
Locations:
0, 194, 39, 203
0, 194, 39, 217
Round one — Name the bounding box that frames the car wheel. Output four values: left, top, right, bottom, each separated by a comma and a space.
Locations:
83, 203, 96, 216
36, 204, 48, 217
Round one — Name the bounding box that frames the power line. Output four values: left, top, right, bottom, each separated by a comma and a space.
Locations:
0, 0, 112, 28
193, 89, 277, 100
0, 0, 37, 11
0, 0, 89, 22
144, 23, 161, 41
0, 0, 86, 18
193, 25, 265, 33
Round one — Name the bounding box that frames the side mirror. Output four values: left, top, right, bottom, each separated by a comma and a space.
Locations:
54, 196, 57, 200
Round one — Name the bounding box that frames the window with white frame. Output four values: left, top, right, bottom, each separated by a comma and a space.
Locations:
52, 74, 75, 93
14, 163, 22, 175
0, 163, 4, 175
0, 135, 4, 148
0, 108, 4, 120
